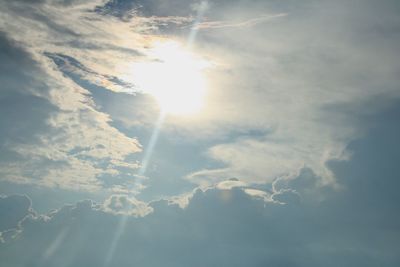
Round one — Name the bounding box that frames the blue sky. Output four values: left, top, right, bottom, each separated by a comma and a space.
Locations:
0, 0, 400, 266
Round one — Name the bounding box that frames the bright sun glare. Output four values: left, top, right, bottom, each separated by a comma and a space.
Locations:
131, 41, 209, 115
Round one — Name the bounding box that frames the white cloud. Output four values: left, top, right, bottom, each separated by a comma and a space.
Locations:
194, 13, 287, 29
0, 3, 143, 191
1, 0, 400, 194
103, 194, 153, 217
216, 179, 247, 190
177, 0, 400, 187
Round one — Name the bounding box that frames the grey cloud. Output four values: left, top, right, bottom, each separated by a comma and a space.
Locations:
0, 32, 50, 96
95, 0, 140, 20
0, 33, 61, 178
53, 0, 107, 7
2, 107, 400, 266
0, 195, 31, 232
6, 0, 108, 7
118, 0, 196, 17
45, 52, 137, 94
5, 0, 46, 4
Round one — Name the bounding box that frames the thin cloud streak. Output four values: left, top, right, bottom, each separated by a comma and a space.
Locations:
193, 13, 288, 30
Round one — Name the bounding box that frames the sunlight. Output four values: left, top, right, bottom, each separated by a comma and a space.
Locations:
131, 40, 209, 115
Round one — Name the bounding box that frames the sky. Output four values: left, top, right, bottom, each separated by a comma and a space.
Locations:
0, 0, 400, 266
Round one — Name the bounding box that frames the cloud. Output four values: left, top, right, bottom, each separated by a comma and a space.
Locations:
216, 179, 247, 190
0, 18, 142, 191
3, 109, 400, 265
1, 1, 400, 265
1, 0, 400, 197
103, 194, 153, 216
11, 0, 108, 8
2, 122, 400, 265
193, 13, 287, 29
0, 195, 32, 232
177, 0, 400, 187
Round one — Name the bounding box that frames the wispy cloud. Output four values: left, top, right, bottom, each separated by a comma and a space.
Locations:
1, 0, 400, 196
193, 13, 288, 30
0, 2, 145, 192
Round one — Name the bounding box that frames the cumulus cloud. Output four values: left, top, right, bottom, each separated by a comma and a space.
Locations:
103, 194, 153, 216
2, 124, 400, 266
0, 195, 32, 232
3, 111, 400, 265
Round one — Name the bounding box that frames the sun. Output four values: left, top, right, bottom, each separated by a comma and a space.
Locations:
131, 40, 209, 115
